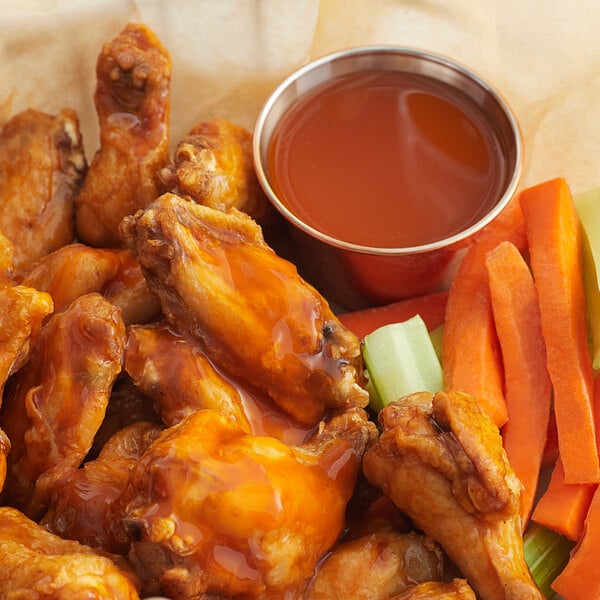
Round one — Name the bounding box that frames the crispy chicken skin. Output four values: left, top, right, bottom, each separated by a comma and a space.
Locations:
42, 421, 163, 555
363, 391, 543, 600
0, 108, 86, 269
119, 193, 368, 426
159, 118, 271, 223
18, 242, 121, 313
0, 506, 140, 599
306, 524, 444, 600
391, 579, 476, 600
0, 293, 126, 519
115, 408, 375, 599
125, 321, 250, 429
75, 22, 171, 247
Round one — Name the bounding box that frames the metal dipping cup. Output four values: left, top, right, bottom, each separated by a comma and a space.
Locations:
253, 46, 522, 310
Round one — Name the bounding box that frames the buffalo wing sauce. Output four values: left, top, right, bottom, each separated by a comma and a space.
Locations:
268, 70, 506, 248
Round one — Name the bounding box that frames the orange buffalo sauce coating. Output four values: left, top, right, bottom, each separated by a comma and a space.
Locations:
268, 70, 506, 248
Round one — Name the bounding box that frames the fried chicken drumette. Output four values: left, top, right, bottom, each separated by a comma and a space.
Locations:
120, 193, 369, 427
75, 22, 171, 247
0, 506, 140, 599
114, 407, 375, 598
0, 108, 86, 270
159, 118, 271, 223
0, 293, 126, 519
363, 391, 543, 600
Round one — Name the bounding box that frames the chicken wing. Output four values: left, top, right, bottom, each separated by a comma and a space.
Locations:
159, 118, 272, 223
0, 107, 86, 269
391, 579, 476, 600
0, 506, 140, 599
306, 524, 444, 600
18, 242, 121, 313
119, 193, 368, 426
363, 391, 543, 600
115, 407, 375, 598
125, 321, 250, 429
42, 421, 163, 555
75, 22, 171, 247
0, 292, 126, 519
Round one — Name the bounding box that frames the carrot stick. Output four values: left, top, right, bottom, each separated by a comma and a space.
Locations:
338, 291, 448, 338
531, 458, 596, 542
485, 241, 552, 527
520, 177, 599, 484
550, 484, 600, 599
442, 196, 526, 427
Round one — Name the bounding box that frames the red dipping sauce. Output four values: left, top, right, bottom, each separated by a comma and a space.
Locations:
267, 70, 506, 249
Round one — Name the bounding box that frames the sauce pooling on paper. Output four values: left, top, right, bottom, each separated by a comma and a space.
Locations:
268, 70, 506, 248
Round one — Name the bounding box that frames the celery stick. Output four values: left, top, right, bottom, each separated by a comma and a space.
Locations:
580, 227, 600, 369
574, 189, 600, 369
363, 315, 443, 412
574, 188, 600, 275
523, 523, 574, 599
429, 324, 444, 362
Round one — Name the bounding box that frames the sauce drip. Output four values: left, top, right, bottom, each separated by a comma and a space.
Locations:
268, 70, 506, 248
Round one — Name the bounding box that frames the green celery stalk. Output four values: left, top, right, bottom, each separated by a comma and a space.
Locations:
574, 188, 600, 369
580, 227, 600, 369
523, 523, 575, 599
363, 315, 443, 412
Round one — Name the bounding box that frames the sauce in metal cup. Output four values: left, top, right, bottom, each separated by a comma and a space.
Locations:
253, 47, 522, 310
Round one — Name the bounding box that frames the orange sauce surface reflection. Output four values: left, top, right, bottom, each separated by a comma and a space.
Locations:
268, 70, 506, 248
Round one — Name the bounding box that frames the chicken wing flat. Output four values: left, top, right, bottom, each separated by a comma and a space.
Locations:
306, 525, 444, 600
391, 579, 476, 600
115, 407, 374, 598
0, 293, 126, 519
159, 118, 272, 223
42, 421, 163, 555
0, 506, 140, 599
19, 242, 121, 313
125, 321, 250, 429
119, 193, 368, 426
75, 22, 171, 247
102, 249, 162, 325
0, 107, 86, 269
363, 391, 543, 600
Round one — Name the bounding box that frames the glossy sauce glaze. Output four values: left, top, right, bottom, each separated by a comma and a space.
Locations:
268, 70, 506, 248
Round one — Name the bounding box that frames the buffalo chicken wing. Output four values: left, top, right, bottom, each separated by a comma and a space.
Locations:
159, 118, 271, 223
75, 22, 171, 247
0, 506, 140, 599
119, 193, 368, 427
363, 391, 543, 600
0, 293, 126, 519
0, 108, 86, 270
115, 408, 375, 598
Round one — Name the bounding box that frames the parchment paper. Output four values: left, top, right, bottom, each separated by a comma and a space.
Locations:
1, 0, 600, 194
